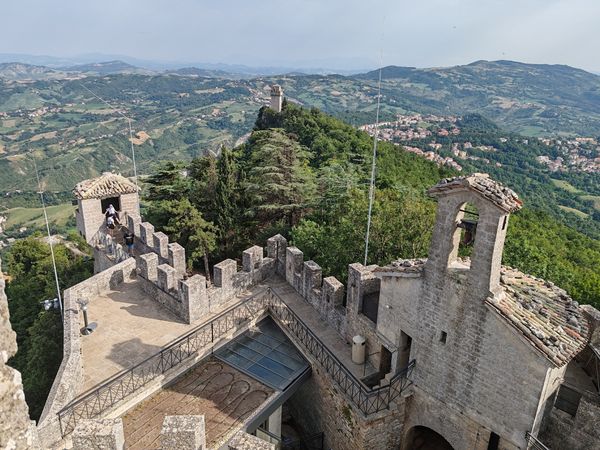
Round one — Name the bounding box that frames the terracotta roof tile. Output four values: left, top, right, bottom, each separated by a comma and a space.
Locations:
73, 172, 138, 200
487, 267, 589, 367
428, 173, 523, 212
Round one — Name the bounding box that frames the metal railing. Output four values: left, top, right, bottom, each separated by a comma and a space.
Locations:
525, 431, 549, 450
57, 289, 270, 436
57, 287, 415, 436
267, 289, 415, 416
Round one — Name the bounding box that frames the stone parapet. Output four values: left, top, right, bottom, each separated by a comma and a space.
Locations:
228, 431, 275, 450
72, 418, 125, 450
153, 232, 170, 259
160, 415, 206, 450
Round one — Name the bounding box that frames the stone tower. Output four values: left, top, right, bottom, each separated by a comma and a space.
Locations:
270, 85, 283, 113
73, 172, 140, 243
425, 173, 522, 298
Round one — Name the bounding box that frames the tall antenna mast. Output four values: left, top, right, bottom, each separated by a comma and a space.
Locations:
363, 57, 384, 266
79, 84, 139, 190
33, 157, 64, 320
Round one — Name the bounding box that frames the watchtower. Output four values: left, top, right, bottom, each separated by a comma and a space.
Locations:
270, 85, 283, 113
425, 173, 522, 298
73, 172, 140, 243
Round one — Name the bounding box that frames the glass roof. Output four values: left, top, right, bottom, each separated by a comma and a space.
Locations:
214, 317, 309, 390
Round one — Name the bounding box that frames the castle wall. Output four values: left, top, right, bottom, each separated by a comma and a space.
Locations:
539, 390, 600, 450
37, 258, 136, 448
376, 267, 556, 449
0, 260, 39, 449
286, 359, 405, 450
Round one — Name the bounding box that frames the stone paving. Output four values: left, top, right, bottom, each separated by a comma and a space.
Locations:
79, 278, 265, 394
121, 358, 272, 449
79, 279, 190, 393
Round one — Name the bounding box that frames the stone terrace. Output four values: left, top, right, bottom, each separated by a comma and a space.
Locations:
79, 278, 264, 393
121, 358, 274, 449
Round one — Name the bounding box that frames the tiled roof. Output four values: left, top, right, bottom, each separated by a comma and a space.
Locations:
73, 172, 138, 200
488, 267, 589, 367
428, 173, 523, 212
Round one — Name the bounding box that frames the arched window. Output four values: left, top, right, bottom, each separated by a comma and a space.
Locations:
448, 202, 479, 268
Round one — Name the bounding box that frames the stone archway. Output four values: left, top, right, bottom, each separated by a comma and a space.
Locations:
404, 426, 454, 450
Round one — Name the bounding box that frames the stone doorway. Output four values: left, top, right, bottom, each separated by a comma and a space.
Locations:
404, 426, 454, 450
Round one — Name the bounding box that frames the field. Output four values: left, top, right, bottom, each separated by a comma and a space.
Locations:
3, 203, 75, 230
558, 205, 589, 218
551, 179, 580, 193
581, 195, 600, 212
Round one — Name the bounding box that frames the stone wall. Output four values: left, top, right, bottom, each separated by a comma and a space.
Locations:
0, 259, 39, 449
137, 243, 275, 324
376, 258, 558, 448
287, 361, 405, 450
37, 258, 136, 448
539, 390, 600, 449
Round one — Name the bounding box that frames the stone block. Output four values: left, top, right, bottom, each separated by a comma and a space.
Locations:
303, 260, 322, 298
228, 430, 275, 450
126, 214, 141, 236
266, 234, 287, 259
153, 231, 169, 259
168, 242, 186, 277
180, 274, 207, 323
160, 415, 206, 450
157, 264, 177, 292
72, 418, 124, 450
242, 245, 263, 272
322, 276, 345, 308
139, 222, 155, 245
139, 253, 159, 281
285, 247, 304, 285
213, 259, 237, 289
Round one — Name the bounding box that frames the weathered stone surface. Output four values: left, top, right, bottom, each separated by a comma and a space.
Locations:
153, 231, 170, 259
72, 418, 125, 450
0, 259, 39, 449
160, 415, 206, 450
213, 259, 237, 289
228, 430, 275, 450
168, 242, 186, 277
139, 253, 159, 281
157, 263, 177, 292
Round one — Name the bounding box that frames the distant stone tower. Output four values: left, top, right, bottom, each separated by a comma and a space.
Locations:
270, 85, 283, 113
73, 172, 140, 243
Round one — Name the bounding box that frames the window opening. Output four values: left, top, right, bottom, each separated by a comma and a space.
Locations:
487, 432, 500, 450
440, 331, 447, 344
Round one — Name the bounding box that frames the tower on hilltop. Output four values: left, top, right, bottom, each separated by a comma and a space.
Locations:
270, 84, 283, 113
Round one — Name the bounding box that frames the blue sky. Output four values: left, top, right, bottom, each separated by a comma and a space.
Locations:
3, 0, 599, 71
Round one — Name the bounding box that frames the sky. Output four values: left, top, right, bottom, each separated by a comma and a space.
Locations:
3, 0, 600, 72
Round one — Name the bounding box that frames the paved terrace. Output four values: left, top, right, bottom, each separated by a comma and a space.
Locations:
79, 278, 263, 393
122, 358, 273, 449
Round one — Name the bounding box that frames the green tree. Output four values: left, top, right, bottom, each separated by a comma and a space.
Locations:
152, 199, 217, 280
215, 147, 239, 255
243, 129, 316, 228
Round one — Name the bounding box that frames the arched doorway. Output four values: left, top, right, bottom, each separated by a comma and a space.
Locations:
404, 426, 454, 450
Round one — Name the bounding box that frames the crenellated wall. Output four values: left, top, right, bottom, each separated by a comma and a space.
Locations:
37, 258, 137, 449
136, 243, 275, 324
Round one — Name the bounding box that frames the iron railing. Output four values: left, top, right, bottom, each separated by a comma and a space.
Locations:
267, 289, 415, 416
57, 289, 270, 436
57, 287, 415, 437
525, 431, 549, 450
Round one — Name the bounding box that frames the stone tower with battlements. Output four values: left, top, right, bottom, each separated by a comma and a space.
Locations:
270, 85, 283, 113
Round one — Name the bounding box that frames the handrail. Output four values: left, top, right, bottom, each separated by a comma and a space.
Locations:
525, 431, 549, 450
57, 288, 270, 437
267, 289, 415, 415
57, 286, 415, 437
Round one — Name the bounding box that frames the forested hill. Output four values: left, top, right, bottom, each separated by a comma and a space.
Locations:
141, 102, 600, 309
2, 59, 600, 196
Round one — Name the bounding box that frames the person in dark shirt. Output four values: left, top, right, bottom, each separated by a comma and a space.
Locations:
124, 231, 134, 254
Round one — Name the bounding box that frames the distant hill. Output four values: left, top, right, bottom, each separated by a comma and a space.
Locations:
0, 62, 65, 81
60, 60, 154, 75
345, 60, 600, 136
167, 67, 240, 79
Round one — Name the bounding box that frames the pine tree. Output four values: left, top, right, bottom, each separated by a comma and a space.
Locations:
215, 147, 238, 255
243, 130, 316, 228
